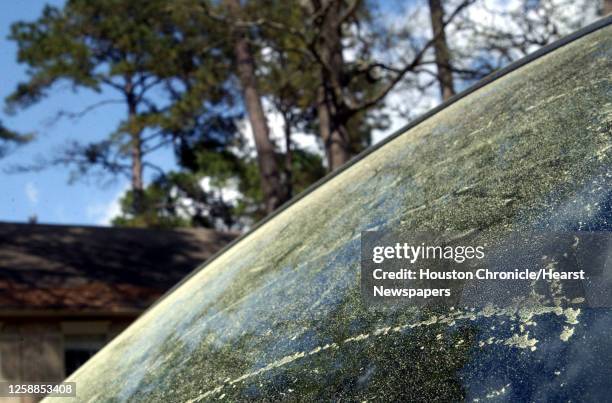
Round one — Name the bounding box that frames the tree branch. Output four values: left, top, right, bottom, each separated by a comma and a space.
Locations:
348, 0, 474, 113
43, 99, 125, 127
339, 0, 361, 23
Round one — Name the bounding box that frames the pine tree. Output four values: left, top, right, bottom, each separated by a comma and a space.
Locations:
6, 0, 232, 214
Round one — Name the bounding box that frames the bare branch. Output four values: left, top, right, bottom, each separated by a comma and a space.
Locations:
43, 99, 124, 127
142, 137, 173, 154
348, 0, 474, 113
143, 161, 167, 178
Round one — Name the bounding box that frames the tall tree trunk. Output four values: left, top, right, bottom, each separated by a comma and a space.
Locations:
126, 89, 144, 214
316, 84, 350, 170
226, 0, 287, 214
281, 111, 293, 199
603, 0, 612, 15
428, 0, 455, 101
313, 0, 352, 171
130, 130, 143, 191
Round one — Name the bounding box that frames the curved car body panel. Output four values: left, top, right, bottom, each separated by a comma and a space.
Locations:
56, 22, 612, 402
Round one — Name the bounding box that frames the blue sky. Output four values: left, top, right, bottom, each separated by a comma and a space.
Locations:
2, 0, 584, 227
0, 1, 176, 226
0, 0, 428, 227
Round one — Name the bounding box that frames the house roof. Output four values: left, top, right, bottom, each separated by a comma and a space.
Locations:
0, 222, 234, 315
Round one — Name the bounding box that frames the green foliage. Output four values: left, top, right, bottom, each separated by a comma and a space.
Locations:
113, 145, 326, 230
0, 121, 32, 158
7, 1, 171, 110
6, 0, 236, 184
111, 181, 190, 229
290, 149, 327, 194
6, 0, 363, 229
241, 0, 394, 163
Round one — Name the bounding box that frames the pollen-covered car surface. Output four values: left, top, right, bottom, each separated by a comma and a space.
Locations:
55, 26, 612, 402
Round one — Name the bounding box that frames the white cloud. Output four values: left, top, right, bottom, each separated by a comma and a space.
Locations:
234, 98, 324, 158
86, 184, 127, 226
199, 176, 242, 205
25, 182, 39, 205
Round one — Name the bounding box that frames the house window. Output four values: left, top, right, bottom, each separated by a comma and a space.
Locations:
63, 335, 106, 377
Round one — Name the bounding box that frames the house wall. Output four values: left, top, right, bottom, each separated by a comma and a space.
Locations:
0, 318, 133, 403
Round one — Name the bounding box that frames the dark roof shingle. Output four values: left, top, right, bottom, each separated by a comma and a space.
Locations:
0, 222, 234, 314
